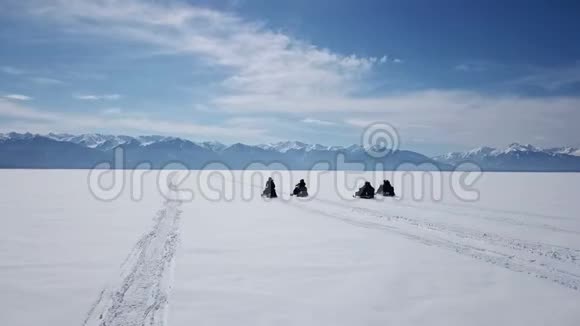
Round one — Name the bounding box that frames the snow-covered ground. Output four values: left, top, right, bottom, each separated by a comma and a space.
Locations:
1, 170, 579, 326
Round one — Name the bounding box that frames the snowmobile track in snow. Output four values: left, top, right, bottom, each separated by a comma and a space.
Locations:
387, 199, 580, 236
82, 200, 182, 326
284, 198, 580, 292
318, 196, 580, 236
314, 197, 580, 265
240, 179, 580, 291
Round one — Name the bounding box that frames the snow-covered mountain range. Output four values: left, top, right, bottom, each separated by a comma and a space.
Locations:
433, 143, 580, 171
41, 134, 369, 154
1, 132, 579, 171
0, 132, 443, 170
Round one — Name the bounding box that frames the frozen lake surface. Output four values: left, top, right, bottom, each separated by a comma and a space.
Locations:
1, 170, 579, 326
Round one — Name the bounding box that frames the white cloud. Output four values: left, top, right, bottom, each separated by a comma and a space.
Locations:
454, 62, 492, 72
22, 0, 380, 103
6, 0, 580, 148
0, 99, 59, 121
222, 116, 324, 144
101, 107, 122, 115
74, 95, 99, 100
338, 90, 580, 148
29, 77, 64, 85
2, 94, 33, 101
7, 1, 402, 113
0, 99, 267, 142
1, 66, 67, 85
344, 118, 375, 128
1, 66, 25, 75
376, 55, 402, 64
74, 94, 122, 101
302, 118, 336, 126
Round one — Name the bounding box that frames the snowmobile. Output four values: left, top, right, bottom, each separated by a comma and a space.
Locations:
291, 179, 309, 197
354, 181, 375, 199
376, 180, 395, 197
292, 187, 309, 197
261, 177, 278, 198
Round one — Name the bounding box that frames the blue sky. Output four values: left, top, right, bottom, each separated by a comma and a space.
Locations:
1, 0, 580, 155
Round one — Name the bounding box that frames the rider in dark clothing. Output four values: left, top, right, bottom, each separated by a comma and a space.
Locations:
355, 181, 375, 199
292, 179, 308, 197
262, 177, 278, 198
377, 180, 395, 197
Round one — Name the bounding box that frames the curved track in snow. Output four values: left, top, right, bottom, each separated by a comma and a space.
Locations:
284, 196, 580, 291
83, 200, 182, 326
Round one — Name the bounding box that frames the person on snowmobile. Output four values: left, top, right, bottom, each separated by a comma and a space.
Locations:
355, 181, 375, 199
262, 177, 278, 198
291, 179, 308, 197
376, 179, 395, 197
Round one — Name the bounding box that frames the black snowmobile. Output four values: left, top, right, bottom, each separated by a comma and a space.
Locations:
354, 181, 375, 199
291, 179, 309, 197
261, 177, 278, 198
376, 180, 395, 197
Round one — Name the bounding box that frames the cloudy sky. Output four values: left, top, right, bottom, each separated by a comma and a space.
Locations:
1, 0, 579, 154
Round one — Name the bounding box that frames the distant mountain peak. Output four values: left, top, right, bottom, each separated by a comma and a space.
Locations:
546, 146, 580, 157
504, 142, 541, 153
467, 146, 495, 155
258, 140, 309, 152
434, 143, 580, 171
197, 141, 226, 152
